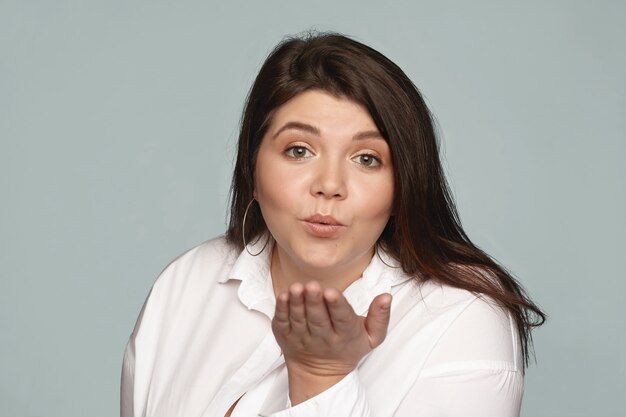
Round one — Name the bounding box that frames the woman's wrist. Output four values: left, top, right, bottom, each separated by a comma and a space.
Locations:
286, 362, 352, 405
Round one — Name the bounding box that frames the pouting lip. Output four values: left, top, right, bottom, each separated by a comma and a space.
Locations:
303, 214, 344, 226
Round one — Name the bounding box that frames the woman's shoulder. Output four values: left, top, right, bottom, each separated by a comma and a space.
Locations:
415, 279, 521, 370
416, 277, 517, 336
129, 235, 242, 333
386, 271, 518, 351
151, 234, 241, 291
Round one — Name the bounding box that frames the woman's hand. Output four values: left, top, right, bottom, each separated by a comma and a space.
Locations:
272, 280, 392, 404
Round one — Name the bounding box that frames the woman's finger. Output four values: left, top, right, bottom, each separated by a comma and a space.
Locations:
288, 283, 307, 336
323, 288, 357, 333
272, 291, 291, 336
303, 281, 332, 338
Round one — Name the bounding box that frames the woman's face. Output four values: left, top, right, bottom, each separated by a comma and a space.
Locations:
254, 90, 394, 277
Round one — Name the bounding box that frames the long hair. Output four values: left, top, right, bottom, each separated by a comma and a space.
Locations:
226, 31, 545, 368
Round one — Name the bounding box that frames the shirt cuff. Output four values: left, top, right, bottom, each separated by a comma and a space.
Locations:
267, 370, 370, 417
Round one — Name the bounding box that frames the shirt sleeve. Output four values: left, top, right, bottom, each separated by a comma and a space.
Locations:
394, 295, 524, 417
264, 365, 521, 417
396, 363, 523, 416
120, 335, 136, 417
120, 287, 151, 417
266, 370, 370, 417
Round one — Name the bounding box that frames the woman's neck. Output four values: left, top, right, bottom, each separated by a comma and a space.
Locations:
269, 244, 374, 296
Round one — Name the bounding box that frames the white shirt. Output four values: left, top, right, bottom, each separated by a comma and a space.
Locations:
121, 235, 523, 417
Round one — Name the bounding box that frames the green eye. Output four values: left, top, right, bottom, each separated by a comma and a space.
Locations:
285, 146, 312, 159
355, 154, 381, 167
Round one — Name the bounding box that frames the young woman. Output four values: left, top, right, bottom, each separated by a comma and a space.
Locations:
121, 32, 545, 417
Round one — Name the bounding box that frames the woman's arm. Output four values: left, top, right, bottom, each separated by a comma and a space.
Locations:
120, 336, 136, 417
395, 296, 524, 416
120, 286, 152, 417
268, 285, 523, 417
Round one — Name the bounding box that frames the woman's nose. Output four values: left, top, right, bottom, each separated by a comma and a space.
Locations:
310, 159, 347, 199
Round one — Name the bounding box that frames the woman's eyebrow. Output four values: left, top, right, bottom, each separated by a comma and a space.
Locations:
353, 130, 383, 141
272, 121, 320, 139
272, 121, 383, 141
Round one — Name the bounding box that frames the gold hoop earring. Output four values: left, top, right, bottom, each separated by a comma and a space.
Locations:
242, 199, 269, 256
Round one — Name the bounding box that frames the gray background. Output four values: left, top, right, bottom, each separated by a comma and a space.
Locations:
1, 1, 624, 416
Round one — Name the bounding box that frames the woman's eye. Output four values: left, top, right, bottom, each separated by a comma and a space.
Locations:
285, 146, 313, 159
354, 154, 381, 168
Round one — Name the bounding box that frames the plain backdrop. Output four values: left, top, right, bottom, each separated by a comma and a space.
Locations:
1, 1, 625, 416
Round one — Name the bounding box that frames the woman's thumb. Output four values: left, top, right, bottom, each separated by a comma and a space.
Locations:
364, 293, 392, 348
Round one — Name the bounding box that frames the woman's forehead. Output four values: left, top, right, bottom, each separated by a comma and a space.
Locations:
266, 90, 380, 138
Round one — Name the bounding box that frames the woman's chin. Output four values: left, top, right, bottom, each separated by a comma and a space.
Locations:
291, 245, 372, 277
296, 252, 344, 271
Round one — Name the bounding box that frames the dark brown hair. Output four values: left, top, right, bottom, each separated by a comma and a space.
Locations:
226, 31, 545, 367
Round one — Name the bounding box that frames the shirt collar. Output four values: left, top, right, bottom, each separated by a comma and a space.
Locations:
219, 235, 276, 318
344, 247, 412, 315
220, 236, 413, 318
